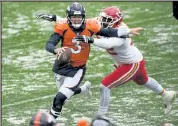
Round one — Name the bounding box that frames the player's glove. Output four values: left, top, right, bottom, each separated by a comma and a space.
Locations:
36, 13, 56, 22
73, 35, 94, 44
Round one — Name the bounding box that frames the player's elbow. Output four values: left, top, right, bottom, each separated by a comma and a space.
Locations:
45, 42, 50, 51
45, 42, 55, 54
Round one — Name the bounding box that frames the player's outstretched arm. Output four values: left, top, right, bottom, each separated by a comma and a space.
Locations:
130, 27, 144, 35
36, 13, 63, 22
73, 35, 125, 49
36, 13, 57, 22
96, 26, 144, 37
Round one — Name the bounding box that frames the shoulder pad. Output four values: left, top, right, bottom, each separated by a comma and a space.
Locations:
54, 20, 68, 35
86, 18, 101, 34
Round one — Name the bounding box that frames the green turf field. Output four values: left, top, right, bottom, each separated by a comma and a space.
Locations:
2, 2, 178, 126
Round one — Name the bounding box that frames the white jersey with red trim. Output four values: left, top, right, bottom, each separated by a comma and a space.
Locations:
94, 22, 143, 65
106, 38, 143, 65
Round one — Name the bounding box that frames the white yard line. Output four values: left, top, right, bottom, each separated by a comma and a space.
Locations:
127, 15, 170, 25
2, 67, 178, 108
2, 95, 54, 108
149, 68, 178, 76
2, 39, 46, 50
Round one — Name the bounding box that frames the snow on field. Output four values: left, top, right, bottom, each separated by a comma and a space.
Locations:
3, 48, 55, 69
2, 14, 32, 39
2, 5, 178, 126
149, 25, 178, 44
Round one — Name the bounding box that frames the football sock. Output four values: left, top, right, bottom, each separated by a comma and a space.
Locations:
50, 92, 67, 119
98, 84, 110, 115
80, 84, 87, 93
73, 84, 88, 95
73, 88, 81, 95
144, 77, 165, 95
50, 107, 60, 119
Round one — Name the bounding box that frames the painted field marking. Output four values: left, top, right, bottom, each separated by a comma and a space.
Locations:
2, 67, 178, 108
2, 39, 46, 50
2, 95, 54, 108
127, 15, 170, 25
149, 68, 178, 76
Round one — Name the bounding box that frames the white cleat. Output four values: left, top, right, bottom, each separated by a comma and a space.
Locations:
83, 81, 92, 96
162, 91, 177, 114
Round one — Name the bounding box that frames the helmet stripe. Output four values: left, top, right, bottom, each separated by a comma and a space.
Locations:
33, 112, 42, 126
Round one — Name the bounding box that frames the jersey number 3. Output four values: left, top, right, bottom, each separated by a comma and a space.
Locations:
71, 44, 82, 54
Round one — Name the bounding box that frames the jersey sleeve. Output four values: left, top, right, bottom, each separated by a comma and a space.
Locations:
54, 22, 65, 36
88, 19, 101, 34
93, 37, 125, 49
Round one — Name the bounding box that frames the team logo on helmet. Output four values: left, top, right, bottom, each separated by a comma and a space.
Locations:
66, 2, 86, 30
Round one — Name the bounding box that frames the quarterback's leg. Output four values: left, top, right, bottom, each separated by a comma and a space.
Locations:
133, 59, 177, 114
50, 69, 85, 119
54, 73, 65, 91
97, 63, 140, 116
73, 81, 92, 96
55, 72, 91, 96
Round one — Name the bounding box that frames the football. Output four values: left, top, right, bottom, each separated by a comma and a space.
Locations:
56, 48, 72, 66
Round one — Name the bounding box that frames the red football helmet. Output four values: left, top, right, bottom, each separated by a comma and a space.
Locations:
99, 6, 123, 28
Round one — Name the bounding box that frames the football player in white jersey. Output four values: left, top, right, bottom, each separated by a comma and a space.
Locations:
36, 6, 177, 116
73, 6, 177, 115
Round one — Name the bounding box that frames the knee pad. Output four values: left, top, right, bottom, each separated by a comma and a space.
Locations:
100, 84, 110, 93
135, 80, 147, 85
59, 87, 74, 99
100, 84, 108, 90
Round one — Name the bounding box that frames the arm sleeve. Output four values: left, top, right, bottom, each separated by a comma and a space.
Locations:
45, 33, 62, 54
96, 26, 130, 37
93, 37, 125, 49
